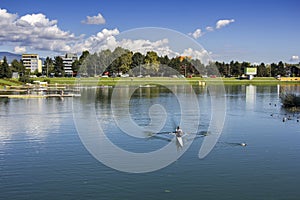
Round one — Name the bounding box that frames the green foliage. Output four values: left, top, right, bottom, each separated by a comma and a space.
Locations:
18, 75, 31, 83
280, 93, 300, 108
11, 59, 25, 74
131, 52, 144, 69
0, 56, 12, 78
257, 63, 268, 77
43, 57, 54, 76
54, 56, 64, 77
0, 49, 296, 79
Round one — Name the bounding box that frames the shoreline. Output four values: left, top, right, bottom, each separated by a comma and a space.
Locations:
1, 77, 300, 88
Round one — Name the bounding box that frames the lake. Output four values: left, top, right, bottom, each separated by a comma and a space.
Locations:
1, 84, 300, 200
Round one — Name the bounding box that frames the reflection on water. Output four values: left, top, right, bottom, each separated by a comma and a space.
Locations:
1, 85, 300, 199
246, 85, 256, 110
0, 98, 72, 147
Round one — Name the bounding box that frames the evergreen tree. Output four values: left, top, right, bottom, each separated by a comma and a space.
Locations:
0, 56, 12, 78
54, 56, 64, 77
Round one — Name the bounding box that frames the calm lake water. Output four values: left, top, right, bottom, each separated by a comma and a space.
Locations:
1, 84, 300, 200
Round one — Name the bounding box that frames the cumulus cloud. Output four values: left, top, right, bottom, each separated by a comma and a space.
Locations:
182, 48, 210, 64
189, 29, 203, 39
72, 28, 119, 53
14, 46, 26, 54
290, 55, 299, 62
0, 8, 17, 24
0, 8, 76, 53
82, 13, 106, 25
206, 26, 214, 32
17, 13, 57, 27
73, 29, 180, 58
189, 19, 234, 39
216, 19, 235, 29
0, 8, 211, 61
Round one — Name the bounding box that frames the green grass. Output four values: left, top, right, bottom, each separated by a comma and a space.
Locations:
0, 78, 23, 87
1, 76, 300, 87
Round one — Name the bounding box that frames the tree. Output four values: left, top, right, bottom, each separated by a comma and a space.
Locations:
131, 52, 144, 69
79, 50, 90, 62
270, 63, 278, 77
0, 56, 12, 78
43, 57, 54, 76
158, 55, 170, 66
119, 51, 133, 73
231, 61, 242, 76
54, 56, 64, 77
191, 59, 206, 76
11, 59, 25, 75
169, 57, 181, 72
257, 63, 267, 77
144, 51, 160, 74
72, 51, 90, 76
215, 61, 226, 76
206, 62, 220, 76
278, 61, 286, 76
241, 62, 251, 75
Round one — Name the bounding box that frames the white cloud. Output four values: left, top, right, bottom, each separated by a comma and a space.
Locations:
290, 55, 299, 62
216, 19, 235, 29
0, 8, 17, 25
73, 28, 120, 53
0, 8, 76, 53
189, 29, 203, 39
17, 13, 57, 27
206, 26, 214, 32
82, 13, 106, 25
182, 48, 210, 64
189, 19, 234, 40
73, 29, 180, 58
0, 8, 211, 62
14, 46, 26, 54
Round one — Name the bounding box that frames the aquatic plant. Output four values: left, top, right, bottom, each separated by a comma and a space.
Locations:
280, 93, 300, 109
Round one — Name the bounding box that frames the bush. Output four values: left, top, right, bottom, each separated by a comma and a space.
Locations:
18, 75, 31, 84
280, 93, 300, 108
43, 78, 51, 84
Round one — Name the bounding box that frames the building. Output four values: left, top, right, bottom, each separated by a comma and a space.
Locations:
61, 53, 77, 76
22, 54, 42, 73
291, 65, 300, 77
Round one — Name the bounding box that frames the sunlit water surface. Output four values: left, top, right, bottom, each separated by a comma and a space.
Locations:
1, 85, 300, 200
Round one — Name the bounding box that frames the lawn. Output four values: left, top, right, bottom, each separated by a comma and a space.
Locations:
1, 76, 299, 87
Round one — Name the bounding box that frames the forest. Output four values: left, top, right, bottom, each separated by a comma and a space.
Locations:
0, 47, 299, 78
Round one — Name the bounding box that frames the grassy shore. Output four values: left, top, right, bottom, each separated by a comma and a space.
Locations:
1, 77, 300, 87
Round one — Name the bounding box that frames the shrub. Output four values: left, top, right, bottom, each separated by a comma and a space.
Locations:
18, 75, 31, 83
280, 93, 300, 108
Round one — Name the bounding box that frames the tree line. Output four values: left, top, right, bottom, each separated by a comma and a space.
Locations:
0, 47, 299, 79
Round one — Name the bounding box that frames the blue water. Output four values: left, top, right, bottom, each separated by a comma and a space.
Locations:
1, 85, 300, 199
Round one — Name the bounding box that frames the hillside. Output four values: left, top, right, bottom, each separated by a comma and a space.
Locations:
0, 52, 22, 63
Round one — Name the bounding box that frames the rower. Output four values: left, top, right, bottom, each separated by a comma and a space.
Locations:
175, 126, 183, 137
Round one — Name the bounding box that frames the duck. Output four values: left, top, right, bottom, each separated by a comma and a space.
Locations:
283, 117, 287, 122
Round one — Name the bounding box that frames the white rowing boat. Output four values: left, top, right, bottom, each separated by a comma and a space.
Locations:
176, 136, 183, 147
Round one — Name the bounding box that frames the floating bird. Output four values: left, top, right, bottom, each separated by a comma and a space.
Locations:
283, 117, 287, 122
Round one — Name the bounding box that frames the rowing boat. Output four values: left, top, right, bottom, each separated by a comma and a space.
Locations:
176, 136, 183, 147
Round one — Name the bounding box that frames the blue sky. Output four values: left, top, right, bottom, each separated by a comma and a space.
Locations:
0, 0, 299, 63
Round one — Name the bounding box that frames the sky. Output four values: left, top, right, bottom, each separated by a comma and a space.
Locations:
0, 0, 299, 63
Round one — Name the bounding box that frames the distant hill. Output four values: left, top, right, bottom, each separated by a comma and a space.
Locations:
0, 52, 22, 63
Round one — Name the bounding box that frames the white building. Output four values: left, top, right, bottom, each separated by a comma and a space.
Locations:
22, 54, 42, 73
61, 53, 77, 76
